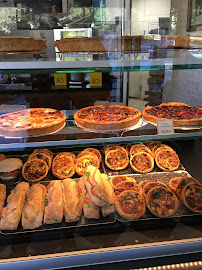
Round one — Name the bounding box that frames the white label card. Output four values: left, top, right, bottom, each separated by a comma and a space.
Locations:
157, 119, 175, 135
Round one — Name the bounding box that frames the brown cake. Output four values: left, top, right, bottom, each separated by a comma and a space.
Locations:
0, 37, 46, 52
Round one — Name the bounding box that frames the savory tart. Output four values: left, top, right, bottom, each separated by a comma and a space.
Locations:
169, 177, 183, 193
75, 154, 99, 176
115, 181, 142, 196
130, 152, 154, 173
115, 190, 146, 220
105, 147, 129, 171
22, 159, 48, 182
33, 149, 53, 161
74, 105, 141, 130
146, 186, 179, 218
110, 175, 136, 189
77, 148, 102, 163
181, 183, 202, 214
175, 177, 200, 200
0, 108, 66, 137
139, 180, 157, 189
52, 152, 76, 179
130, 144, 153, 158
154, 144, 174, 157
142, 102, 202, 127
28, 152, 52, 170
142, 181, 167, 198
145, 141, 161, 155
155, 149, 180, 171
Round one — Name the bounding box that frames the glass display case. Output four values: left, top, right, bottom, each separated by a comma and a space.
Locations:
0, 0, 201, 269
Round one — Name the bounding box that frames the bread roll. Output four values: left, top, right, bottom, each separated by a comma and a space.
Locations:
44, 180, 64, 224
83, 166, 108, 207
101, 174, 115, 217
22, 184, 46, 229
62, 178, 82, 223
0, 184, 6, 217
0, 182, 29, 230
78, 176, 99, 219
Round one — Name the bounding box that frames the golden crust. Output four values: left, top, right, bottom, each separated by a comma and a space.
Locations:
181, 183, 202, 214
110, 175, 136, 189
130, 152, 154, 173
77, 148, 102, 163
115, 190, 146, 220
142, 102, 202, 127
142, 181, 167, 198
105, 148, 129, 171
22, 158, 48, 182
74, 105, 141, 130
155, 149, 180, 171
52, 152, 76, 179
115, 181, 142, 196
33, 149, 53, 161
175, 177, 200, 200
28, 152, 52, 170
75, 154, 99, 176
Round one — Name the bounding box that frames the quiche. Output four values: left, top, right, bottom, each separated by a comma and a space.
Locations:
175, 177, 200, 200
130, 152, 154, 173
75, 154, 99, 176
142, 181, 168, 198
105, 147, 129, 171
146, 186, 179, 218
77, 148, 102, 163
114, 181, 142, 196
142, 102, 202, 127
155, 149, 180, 171
33, 149, 53, 161
28, 152, 52, 170
181, 183, 202, 214
109, 175, 136, 189
0, 108, 66, 137
22, 159, 48, 182
74, 105, 141, 130
52, 152, 76, 179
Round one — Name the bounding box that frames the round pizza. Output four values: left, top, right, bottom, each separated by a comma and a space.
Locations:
22, 158, 48, 182
142, 102, 202, 127
109, 175, 136, 189
115, 190, 146, 220
52, 152, 76, 179
115, 181, 142, 196
146, 186, 179, 218
74, 105, 141, 130
33, 149, 53, 161
142, 181, 168, 198
181, 183, 202, 214
77, 148, 102, 163
175, 177, 200, 200
155, 149, 180, 171
105, 147, 129, 171
75, 154, 99, 176
28, 152, 52, 170
0, 108, 66, 137
130, 152, 154, 173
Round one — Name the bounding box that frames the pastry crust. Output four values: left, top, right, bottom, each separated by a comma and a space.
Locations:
0, 182, 29, 230
181, 183, 202, 214
146, 186, 179, 218
77, 148, 102, 163
155, 149, 180, 171
33, 149, 53, 161
175, 177, 200, 200
142, 102, 202, 127
22, 158, 48, 182
28, 152, 52, 170
44, 180, 64, 224
130, 152, 154, 173
142, 181, 167, 198
130, 143, 153, 158
115, 181, 142, 196
0, 108, 66, 137
62, 179, 82, 223
115, 190, 146, 220
0, 36, 46, 52
21, 184, 46, 229
52, 152, 76, 179
74, 105, 141, 130
105, 147, 129, 171
110, 175, 136, 189
75, 154, 99, 176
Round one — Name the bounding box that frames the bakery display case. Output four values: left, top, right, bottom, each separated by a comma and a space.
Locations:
0, 0, 202, 269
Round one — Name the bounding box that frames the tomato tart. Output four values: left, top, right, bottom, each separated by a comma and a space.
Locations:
142, 102, 202, 127
109, 175, 136, 189
105, 147, 129, 171
181, 183, 202, 214
74, 105, 141, 130
52, 152, 76, 179
75, 154, 99, 176
0, 108, 66, 137
22, 159, 48, 182
146, 186, 179, 218
155, 149, 180, 171
130, 152, 154, 173
115, 190, 146, 220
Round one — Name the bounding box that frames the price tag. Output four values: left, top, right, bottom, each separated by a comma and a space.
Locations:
54, 73, 67, 87
157, 119, 175, 135
89, 72, 102, 88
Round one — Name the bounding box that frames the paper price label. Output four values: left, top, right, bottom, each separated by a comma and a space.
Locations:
157, 119, 175, 135
89, 72, 102, 88
54, 73, 67, 87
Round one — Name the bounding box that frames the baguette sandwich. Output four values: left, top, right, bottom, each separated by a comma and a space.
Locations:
44, 180, 64, 224
101, 174, 115, 217
22, 184, 46, 229
0, 184, 6, 217
78, 176, 99, 219
62, 178, 82, 223
0, 182, 29, 230
83, 166, 108, 207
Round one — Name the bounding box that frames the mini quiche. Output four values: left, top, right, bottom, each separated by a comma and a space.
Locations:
155, 149, 180, 171
52, 152, 76, 179
22, 158, 49, 182
109, 175, 136, 189
130, 152, 154, 173
105, 147, 129, 171
75, 154, 99, 176
181, 183, 202, 214
114, 181, 142, 196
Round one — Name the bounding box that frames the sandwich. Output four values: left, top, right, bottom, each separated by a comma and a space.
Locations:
0, 182, 29, 230
101, 174, 115, 217
62, 178, 82, 223
0, 184, 6, 217
44, 180, 64, 224
21, 184, 46, 229
0, 158, 23, 180
78, 176, 100, 219
83, 166, 108, 207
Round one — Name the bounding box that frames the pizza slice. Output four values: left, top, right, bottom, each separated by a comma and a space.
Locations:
130, 152, 154, 173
